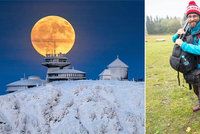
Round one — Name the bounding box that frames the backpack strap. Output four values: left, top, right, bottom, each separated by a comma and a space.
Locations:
177, 56, 182, 86
177, 71, 180, 86
189, 83, 192, 90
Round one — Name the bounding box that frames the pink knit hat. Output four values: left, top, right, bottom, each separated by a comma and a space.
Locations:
186, 1, 200, 15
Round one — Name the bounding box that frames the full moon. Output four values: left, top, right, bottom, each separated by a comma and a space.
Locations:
31, 16, 75, 57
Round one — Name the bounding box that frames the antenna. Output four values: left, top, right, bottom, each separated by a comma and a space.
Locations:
45, 47, 47, 56
32, 38, 67, 55
53, 39, 56, 56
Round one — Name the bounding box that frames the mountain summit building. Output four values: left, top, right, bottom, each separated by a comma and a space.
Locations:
6, 53, 86, 93
6, 76, 45, 93
42, 53, 86, 82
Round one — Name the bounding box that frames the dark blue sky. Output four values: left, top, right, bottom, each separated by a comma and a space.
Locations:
0, 0, 144, 95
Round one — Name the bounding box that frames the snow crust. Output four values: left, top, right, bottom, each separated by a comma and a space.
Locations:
0, 80, 144, 134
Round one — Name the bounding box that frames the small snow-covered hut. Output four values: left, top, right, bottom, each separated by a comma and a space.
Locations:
99, 56, 128, 80
6, 76, 45, 93
99, 69, 111, 80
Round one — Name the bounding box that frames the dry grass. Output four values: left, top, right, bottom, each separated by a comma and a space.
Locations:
146, 35, 200, 134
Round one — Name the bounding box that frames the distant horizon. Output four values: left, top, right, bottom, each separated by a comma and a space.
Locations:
145, 15, 183, 19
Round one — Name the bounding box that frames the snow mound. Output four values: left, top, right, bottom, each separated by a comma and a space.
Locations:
0, 80, 144, 134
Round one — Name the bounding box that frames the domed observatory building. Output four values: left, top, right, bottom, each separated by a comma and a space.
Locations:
42, 53, 86, 82
99, 56, 128, 80
6, 76, 45, 93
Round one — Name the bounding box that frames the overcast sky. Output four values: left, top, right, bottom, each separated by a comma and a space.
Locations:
146, 0, 200, 18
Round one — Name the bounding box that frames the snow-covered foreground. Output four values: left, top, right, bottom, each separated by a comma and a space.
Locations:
0, 80, 144, 134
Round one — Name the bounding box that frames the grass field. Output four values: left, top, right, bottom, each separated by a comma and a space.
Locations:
146, 35, 200, 134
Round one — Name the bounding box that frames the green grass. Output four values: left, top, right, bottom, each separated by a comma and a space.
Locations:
146, 35, 200, 134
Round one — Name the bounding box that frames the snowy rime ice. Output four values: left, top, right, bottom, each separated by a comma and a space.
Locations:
0, 80, 144, 134
99, 57, 128, 80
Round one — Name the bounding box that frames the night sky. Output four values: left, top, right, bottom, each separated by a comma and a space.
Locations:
0, 0, 144, 95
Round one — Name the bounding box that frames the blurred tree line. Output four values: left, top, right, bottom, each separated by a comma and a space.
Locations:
146, 16, 184, 35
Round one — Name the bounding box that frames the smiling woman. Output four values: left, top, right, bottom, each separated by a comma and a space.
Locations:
31, 16, 75, 57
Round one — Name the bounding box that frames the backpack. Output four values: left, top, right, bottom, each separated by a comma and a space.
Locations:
169, 44, 197, 74
170, 21, 197, 74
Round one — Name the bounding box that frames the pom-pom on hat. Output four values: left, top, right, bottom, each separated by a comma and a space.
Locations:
186, 1, 200, 15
